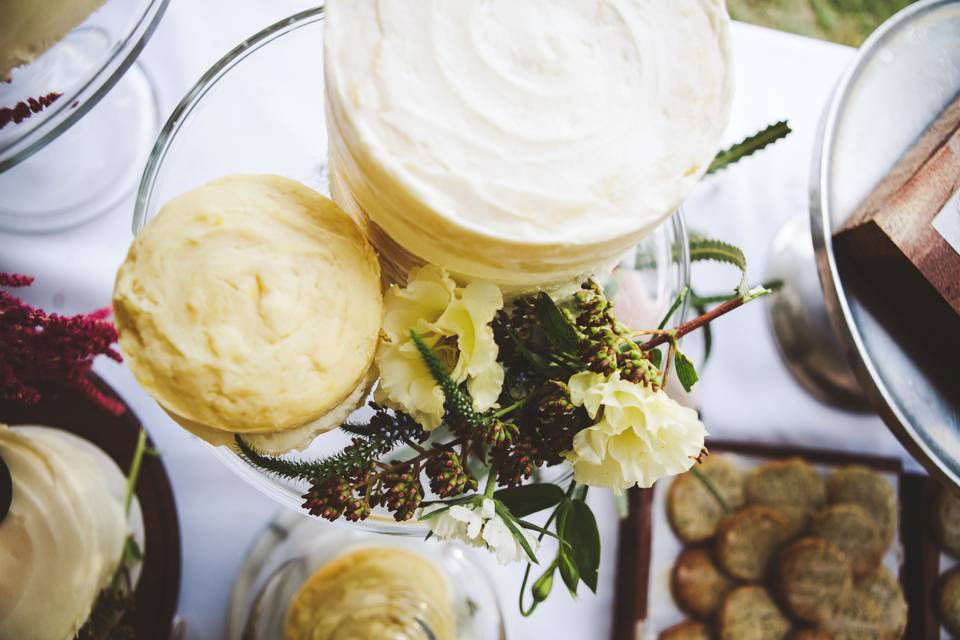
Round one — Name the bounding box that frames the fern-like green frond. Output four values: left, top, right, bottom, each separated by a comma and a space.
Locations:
689, 235, 749, 293
708, 120, 792, 175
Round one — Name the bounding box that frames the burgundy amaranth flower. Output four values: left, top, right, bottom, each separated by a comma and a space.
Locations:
0, 93, 62, 130
0, 273, 125, 415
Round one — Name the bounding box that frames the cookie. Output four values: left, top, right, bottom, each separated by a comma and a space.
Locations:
937, 565, 960, 637
778, 538, 853, 624
934, 486, 960, 559
744, 458, 825, 535
659, 620, 712, 640
715, 505, 792, 582
717, 585, 792, 640
672, 546, 735, 619
668, 455, 745, 543
823, 587, 888, 639
789, 631, 832, 640
857, 567, 907, 639
826, 466, 896, 548
809, 503, 884, 578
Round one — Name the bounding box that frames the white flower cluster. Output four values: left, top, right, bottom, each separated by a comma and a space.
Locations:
422, 499, 538, 565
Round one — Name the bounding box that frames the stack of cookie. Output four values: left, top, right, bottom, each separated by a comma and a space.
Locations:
659, 455, 907, 640
934, 487, 960, 637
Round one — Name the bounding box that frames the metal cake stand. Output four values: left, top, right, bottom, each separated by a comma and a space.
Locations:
810, 0, 960, 488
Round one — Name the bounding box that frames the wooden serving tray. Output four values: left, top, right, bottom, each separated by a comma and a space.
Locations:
612, 439, 941, 640
0, 375, 181, 640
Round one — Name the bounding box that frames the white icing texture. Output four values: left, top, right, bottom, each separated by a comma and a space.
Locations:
325, 0, 733, 290
0, 425, 127, 640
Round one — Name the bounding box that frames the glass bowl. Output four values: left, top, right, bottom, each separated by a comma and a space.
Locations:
227, 510, 505, 640
133, 6, 690, 535
0, 0, 168, 170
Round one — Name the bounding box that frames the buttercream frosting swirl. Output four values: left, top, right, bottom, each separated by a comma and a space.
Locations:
325, 0, 733, 290
0, 425, 127, 640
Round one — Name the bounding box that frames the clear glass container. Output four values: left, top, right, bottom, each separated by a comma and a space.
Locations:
0, 0, 168, 231
132, 6, 690, 536
227, 510, 505, 640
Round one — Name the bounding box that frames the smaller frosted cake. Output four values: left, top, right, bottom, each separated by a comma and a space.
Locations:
0, 424, 130, 640
285, 547, 455, 640
114, 175, 383, 452
0, 1, 107, 81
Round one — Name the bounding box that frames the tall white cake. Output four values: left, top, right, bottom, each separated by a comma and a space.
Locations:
325, 0, 733, 292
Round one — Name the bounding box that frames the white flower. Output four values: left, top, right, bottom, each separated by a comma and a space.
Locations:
423, 498, 538, 565
375, 265, 505, 429
563, 371, 707, 493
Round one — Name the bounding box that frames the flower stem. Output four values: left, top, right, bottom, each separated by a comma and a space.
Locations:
639, 294, 752, 351
124, 427, 147, 515
484, 469, 499, 498
490, 396, 529, 419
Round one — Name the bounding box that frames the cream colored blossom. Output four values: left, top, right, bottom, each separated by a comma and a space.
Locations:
563, 371, 707, 493
375, 265, 504, 429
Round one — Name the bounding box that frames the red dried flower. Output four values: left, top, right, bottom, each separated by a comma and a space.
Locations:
0, 93, 62, 130
0, 273, 125, 415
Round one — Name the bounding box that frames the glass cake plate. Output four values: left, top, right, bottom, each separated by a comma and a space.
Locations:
133, 6, 692, 536
227, 510, 505, 640
0, 0, 168, 231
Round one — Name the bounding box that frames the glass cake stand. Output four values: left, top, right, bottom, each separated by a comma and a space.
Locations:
133, 7, 692, 536
227, 510, 505, 640
0, 0, 168, 232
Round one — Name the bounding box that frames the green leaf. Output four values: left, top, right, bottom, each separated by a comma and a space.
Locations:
558, 549, 580, 595
505, 325, 566, 378
689, 236, 748, 293
557, 499, 601, 593
495, 503, 540, 564
122, 536, 143, 565
534, 292, 581, 354
708, 120, 792, 175
673, 348, 700, 392
657, 286, 689, 330
494, 484, 565, 518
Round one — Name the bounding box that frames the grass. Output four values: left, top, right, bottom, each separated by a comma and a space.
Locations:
728, 0, 918, 46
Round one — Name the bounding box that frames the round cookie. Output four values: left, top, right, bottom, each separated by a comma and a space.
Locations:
934, 486, 960, 559
671, 546, 735, 619
778, 537, 853, 624
744, 458, 825, 536
715, 505, 792, 582
857, 567, 907, 639
823, 587, 889, 639
114, 175, 383, 451
667, 455, 745, 543
658, 620, 712, 640
937, 565, 960, 637
809, 503, 884, 578
717, 585, 792, 640
826, 466, 897, 548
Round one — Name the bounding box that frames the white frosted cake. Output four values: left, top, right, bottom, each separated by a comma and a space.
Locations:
325, 0, 733, 292
0, 0, 107, 81
0, 425, 129, 640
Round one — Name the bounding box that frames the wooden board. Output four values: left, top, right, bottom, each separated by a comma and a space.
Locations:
0, 375, 181, 640
834, 94, 960, 322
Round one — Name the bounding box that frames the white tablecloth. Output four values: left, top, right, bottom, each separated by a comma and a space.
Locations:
0, 3, 919, 639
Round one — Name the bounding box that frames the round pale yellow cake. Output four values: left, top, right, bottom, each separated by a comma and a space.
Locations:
113, 175, 382, 450
285, 547, 455, 640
